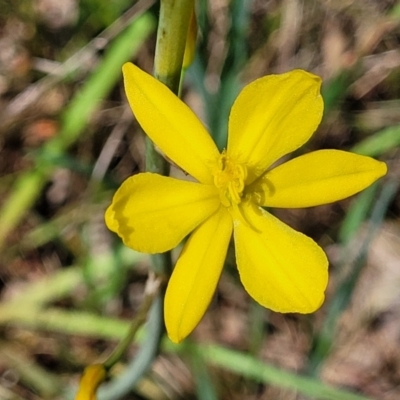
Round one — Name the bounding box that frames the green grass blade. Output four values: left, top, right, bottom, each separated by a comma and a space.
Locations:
338, 183, 379, 244
200, 344, 373, 400
351, 124, 400, 157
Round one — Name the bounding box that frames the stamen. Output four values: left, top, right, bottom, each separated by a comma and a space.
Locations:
213, 152, 247, 208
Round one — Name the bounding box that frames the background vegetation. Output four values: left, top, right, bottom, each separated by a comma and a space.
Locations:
0, 0, 399, 399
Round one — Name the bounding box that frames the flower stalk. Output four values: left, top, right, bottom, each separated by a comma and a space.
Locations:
154, 0, 194, 90
76, 2, 194, 398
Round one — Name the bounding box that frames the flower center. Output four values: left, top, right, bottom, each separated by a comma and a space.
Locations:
213, 151, 247, 207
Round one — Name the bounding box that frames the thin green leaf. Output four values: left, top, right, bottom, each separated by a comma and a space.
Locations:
351, 124, 400, 157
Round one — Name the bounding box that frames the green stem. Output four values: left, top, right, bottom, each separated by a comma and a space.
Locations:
103, 275, 161, 370
98, 295, 163, 400
94, 3, 194, 395
95, 3, 196, 396
154, 0, 194, 89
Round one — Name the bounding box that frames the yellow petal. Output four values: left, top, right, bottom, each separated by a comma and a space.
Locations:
227, 70, 323, 183
165, 208, 233, 343
105, 173, 220, 253
75, 364, 106, 400
254, 150, 387, 208
233, 202, 328, 313
122, 63, 219, 184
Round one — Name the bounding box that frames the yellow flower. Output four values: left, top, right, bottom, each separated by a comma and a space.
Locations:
105, 63, 387, 343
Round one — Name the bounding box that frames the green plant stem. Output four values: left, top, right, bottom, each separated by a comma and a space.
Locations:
153, 0, 194, 89
103, 276, 162, 370
98, 296, 163, 400
93, 4, 196, 398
